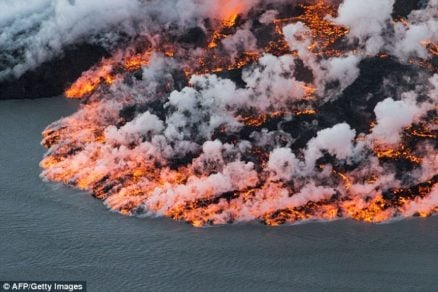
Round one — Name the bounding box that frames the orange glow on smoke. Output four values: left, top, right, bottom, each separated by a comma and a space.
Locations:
207, 0, 242, 48
218, 0, 243, 26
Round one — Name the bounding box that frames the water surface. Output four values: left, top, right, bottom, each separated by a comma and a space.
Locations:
0, 97, 437, 291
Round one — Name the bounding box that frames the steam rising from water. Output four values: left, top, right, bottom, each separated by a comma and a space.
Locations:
7, 0, 437, 226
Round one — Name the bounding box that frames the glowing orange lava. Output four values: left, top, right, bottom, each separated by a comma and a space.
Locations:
42, 0, 438, 227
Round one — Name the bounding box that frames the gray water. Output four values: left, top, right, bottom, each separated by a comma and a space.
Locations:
0, 97, 437, 292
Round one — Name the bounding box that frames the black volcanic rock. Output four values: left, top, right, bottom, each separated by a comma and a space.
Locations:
0, 43, 108, 99
318, 57, 418, 134
392, 0, 424, 19
178, 27, 207, 47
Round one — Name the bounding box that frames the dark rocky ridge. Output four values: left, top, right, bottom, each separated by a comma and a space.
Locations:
392, 0, 426, 19
0, 44, 108, 99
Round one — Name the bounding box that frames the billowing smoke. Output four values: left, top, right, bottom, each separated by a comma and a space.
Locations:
392, 0, 438, 60
332, 0, 395, 54
0, 0, 264, 80
0, 0, 142, 79
6, 0, 435, 226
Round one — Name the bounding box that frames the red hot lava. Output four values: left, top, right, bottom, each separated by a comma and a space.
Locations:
42, 0, 438, 226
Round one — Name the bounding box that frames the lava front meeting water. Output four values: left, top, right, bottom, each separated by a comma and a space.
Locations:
40, 0, 438, 227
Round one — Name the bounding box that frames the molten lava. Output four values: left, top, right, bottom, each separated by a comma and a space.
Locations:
65, 59, 116, 98
42, 0, 438, 227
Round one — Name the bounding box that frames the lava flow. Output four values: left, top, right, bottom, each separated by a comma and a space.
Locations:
41, 0, 438, 227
